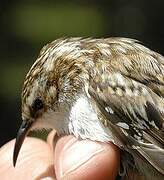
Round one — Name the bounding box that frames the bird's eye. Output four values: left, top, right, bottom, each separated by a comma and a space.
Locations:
32, 98, 44, 112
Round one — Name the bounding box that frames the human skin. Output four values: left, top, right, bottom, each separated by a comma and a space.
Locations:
0, 130, 120, 180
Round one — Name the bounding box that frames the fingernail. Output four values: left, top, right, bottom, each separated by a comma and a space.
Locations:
57, 138, 104, 179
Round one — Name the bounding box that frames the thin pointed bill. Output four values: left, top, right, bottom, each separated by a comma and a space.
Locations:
13, 120, 33, 167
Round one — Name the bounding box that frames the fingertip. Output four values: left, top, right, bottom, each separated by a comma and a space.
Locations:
54, 136, 120, 180
47, 130, 57, 149
0, 137, 55, 179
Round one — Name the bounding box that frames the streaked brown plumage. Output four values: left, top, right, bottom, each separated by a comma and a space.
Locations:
14, 37, 164, 179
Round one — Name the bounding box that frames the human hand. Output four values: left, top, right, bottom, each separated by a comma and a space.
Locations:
0, 130, 120, 180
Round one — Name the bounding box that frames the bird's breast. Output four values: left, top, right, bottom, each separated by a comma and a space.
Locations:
68, 95, 113, 142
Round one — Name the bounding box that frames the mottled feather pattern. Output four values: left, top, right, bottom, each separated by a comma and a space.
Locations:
22, 37, 164, 179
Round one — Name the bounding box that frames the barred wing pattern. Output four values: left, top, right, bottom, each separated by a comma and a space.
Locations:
87, 38, 164, 178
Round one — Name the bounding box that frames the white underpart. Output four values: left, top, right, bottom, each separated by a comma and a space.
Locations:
32, 109, 70, 134
69, 96, 113, 142
31, 95, 113, 142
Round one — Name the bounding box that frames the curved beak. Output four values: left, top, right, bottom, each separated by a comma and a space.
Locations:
13, 120, 33, 167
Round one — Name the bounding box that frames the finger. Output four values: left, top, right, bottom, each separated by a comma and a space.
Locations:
47, 130, 57, 150
0, 138, 56, 180
54, 135, 120, 180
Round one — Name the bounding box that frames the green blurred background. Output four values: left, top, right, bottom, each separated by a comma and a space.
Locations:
0, 0, 164, 146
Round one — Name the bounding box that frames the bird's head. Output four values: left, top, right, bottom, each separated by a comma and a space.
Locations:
13, 38, 89, 166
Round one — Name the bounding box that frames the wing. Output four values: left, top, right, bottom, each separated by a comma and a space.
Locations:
87, 38, 164, 175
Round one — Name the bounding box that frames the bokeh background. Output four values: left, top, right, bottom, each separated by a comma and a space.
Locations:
0, 0, 164, 146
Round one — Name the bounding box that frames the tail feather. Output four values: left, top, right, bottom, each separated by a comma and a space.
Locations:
136, 143, 164, 175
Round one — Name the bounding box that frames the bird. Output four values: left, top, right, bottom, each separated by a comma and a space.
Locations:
13, 37, 164, 179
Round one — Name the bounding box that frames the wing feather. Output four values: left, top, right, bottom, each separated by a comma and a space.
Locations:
87, 38, 164, 176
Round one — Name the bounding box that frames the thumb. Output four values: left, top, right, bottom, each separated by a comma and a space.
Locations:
52, 135, 120, 180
